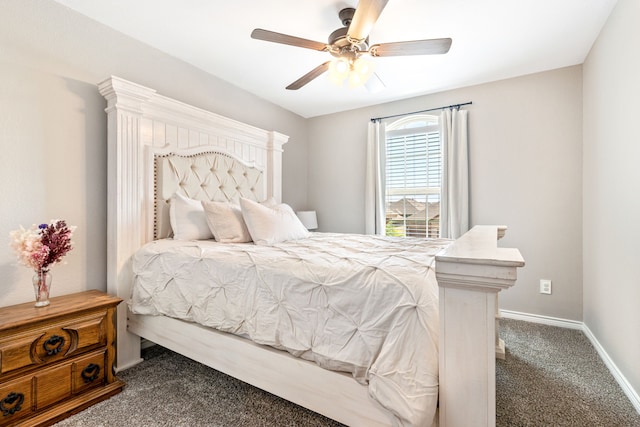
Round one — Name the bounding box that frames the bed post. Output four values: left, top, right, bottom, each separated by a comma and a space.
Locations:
267, 131, 288, 203
436, 225, 524, 427
98, 77, 156, 371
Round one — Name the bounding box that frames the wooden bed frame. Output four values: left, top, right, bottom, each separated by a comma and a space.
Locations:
98, 76, 524, 427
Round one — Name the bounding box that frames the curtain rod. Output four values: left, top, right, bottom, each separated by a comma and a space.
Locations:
370, 101, 472, 122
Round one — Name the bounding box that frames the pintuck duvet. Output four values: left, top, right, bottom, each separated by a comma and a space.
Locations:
130, 232, 451, 426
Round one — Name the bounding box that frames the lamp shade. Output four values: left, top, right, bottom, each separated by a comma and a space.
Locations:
296, 211, 318, 230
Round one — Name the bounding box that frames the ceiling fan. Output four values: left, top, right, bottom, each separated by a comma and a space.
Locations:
250, 0, 452, 91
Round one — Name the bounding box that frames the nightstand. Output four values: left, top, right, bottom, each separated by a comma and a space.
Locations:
0, 290, 125, 426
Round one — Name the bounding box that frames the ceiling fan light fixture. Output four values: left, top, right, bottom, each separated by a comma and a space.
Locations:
335, 58, 350, 74
348, 71, 364, 88
328, 56, 375, 88
328, 57, 350, 86
349, 57, 375, 88
354, 57, 374, 77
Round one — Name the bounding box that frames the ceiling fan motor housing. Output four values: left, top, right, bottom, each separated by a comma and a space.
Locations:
329, 8, 369, 59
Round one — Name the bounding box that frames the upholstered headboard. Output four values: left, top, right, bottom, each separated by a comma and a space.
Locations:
98, 76, 289, 368
153, 148, 264, 239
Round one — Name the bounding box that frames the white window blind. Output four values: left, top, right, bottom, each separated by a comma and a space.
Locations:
385, 118, 441, 238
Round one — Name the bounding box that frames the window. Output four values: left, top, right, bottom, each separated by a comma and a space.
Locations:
384, 114, 441, 238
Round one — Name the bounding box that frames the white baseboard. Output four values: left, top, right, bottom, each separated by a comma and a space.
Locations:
499, 309, 640, 415
499, 309, 583, 329
582, 324, 640, 415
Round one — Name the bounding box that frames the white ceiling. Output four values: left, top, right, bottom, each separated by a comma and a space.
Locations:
53, 0, 617, 118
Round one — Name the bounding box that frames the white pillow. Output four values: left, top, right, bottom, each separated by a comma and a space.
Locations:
239, 197, 310, 245
169, 193, 214, 240
260, 197, 278, 208
201, 201, 252, 243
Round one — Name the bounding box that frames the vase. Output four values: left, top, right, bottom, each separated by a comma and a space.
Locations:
33, 269, 52, 307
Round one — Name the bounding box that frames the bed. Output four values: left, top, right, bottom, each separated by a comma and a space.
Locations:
98, 76, 525, 427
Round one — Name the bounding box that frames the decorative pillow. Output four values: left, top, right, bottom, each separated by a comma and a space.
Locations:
169, 193, 214, 241
260, 197, 278, 208
201, 201, 252, 243
239, 197, 310, 245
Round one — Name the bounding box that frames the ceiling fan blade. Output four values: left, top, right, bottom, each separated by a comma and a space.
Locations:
251, 28, 328, 51
286, 62, 331, 90
347, 0, 389, 42
370, 38, 452, 57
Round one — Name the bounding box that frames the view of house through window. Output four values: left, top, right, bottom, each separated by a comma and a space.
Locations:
384, 114, 441, 238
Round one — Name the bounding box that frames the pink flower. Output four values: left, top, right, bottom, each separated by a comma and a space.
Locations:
9, 220, 75, 271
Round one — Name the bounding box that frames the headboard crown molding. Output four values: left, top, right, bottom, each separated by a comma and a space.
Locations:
98, 76, 288, 151
98, 75, 157, 114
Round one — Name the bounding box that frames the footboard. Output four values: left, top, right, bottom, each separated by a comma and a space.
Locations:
436, 225, 525, 427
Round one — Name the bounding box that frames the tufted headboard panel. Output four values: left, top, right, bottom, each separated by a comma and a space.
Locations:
154, 150, 264, 239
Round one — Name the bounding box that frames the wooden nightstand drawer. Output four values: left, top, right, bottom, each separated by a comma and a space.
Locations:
67, 312, 107, 353
34, 363, 72, 410
0, 331, 46, 375
73, 351, 106, 394
0, 377, 33, 425
0, 311, 107, 378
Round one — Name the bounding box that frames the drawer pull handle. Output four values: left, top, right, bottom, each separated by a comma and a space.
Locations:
81, 363, 100, 383
1, 392, 24, 417
43, 335, 65, 355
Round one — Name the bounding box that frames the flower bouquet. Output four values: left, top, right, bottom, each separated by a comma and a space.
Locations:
9, 220, 75, 307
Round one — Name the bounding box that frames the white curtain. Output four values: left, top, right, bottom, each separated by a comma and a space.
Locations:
365, 120, 386, 235
440, 108, 469, 239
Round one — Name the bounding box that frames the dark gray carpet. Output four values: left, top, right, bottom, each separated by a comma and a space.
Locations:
496, 319, 640, 426
54, 319, 640, 426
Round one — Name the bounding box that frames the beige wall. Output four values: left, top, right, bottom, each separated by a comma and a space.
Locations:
308, 66, 584, 321
583, 0, 640, 404
0, 0, 308, 307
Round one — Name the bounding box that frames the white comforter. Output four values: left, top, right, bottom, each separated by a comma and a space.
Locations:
130, 232, 451, 426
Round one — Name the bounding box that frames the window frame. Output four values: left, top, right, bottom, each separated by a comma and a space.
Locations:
384, 114, 442, 238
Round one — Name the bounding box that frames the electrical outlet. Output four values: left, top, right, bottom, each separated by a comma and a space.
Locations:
540, 279, 552, 295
